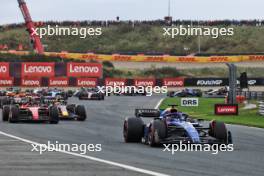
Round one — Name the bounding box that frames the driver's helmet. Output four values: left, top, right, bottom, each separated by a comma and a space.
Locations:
170, 105, 178, 113
163, 107, 178, 116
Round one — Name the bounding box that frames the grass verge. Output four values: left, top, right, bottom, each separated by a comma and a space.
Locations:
159, 97, 264, 128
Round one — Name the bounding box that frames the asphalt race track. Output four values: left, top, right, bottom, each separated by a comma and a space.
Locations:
0, 95, 264, 176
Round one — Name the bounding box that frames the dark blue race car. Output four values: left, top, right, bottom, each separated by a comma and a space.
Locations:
123, 106, 232, 147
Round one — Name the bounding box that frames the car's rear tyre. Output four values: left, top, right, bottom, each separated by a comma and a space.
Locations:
123, 117, 144, 143
148, 120, 166, 147
76, 105, 86, 121
0, 97, 10, 109
2, 106, 10, 121
9, 105, 19, 123
49, 106, 59, 124
209, 120, 227, 141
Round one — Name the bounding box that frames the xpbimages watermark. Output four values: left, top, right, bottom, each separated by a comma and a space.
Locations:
163, 141, 234, 155
97, 85, 168, 96
31, 141, 102, 155
31, 25, 102, 39
163, 25, 234, 39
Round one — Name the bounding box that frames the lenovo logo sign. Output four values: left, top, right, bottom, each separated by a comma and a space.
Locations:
49, 78, 68, 87
0, 62, 10, 77
77, 78, 97, 87
215, 104, 238, 115
21, 78, 41, 87
0, 77, 13, 86
22, 63, 55, 77
163, 78, 184, 87
134, 79, 155, 87
67, 63, 102, 77
105, 78, 126, 86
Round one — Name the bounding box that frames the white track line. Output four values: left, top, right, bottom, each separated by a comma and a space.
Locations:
155, 98, 164, 109
0, 130, 170, 176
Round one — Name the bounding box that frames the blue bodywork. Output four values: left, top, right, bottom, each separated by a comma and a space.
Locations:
144, 110, 201, 143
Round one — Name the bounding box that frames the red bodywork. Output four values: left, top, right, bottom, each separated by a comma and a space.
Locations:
20, 104, 48, 120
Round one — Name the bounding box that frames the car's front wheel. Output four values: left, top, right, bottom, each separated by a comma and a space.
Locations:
76, 105, 86, 121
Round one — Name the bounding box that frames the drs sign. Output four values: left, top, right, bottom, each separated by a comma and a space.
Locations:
181, 98, 199, 107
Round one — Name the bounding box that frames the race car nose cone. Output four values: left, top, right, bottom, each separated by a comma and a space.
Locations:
62, 111, 69, 116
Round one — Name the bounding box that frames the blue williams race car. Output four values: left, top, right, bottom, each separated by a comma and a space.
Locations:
123, 105, 232, 147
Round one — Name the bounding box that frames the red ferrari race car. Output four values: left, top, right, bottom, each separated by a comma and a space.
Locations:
2, 100, 59, 124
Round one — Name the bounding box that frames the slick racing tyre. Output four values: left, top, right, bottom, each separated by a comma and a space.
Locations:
123, 117, 144, 143
148, 120, 166, 147
209, 120, 227, 142
9, 105, 19, 123
49, 106, 59, 124
66, 104, 76, 113
76, 105, 87, 121
2, 106, 10, 122
0, 97, 10, 109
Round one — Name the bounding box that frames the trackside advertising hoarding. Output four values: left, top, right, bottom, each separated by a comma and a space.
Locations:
21, 62, 55, 77
0, 62, 10, 78
0, 77, 13, 86
49, 77, 69, 87
163, 78, 185, 87
105, 78, 127, 86
76, 78, 98, 87
134, 79, 156, 87
215, 104, 239, 115
67, 62, 102, 77
21, 77, 41, 87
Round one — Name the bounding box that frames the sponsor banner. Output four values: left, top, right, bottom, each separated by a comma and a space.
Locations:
185, 78, 264, 87
21, 77, 41, 87
49, 77, 69, 87
112, 54, 133, 62
0, 62, 10, 77
215, 104, 239, 115
181, 98, 199, 107
185, 78, 228, 87
134, 79, 156, 87
5, 51, 264, 63
163, 78, 184, 87
21, 62, 55, 77
237, 78, 262, 86
76, 78, 98, 87
245, 55, 264, 62
67, 62, 102, 77
0, 77, 13, 87
105, 78, 127, 87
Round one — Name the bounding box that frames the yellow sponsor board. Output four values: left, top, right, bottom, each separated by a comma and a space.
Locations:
1, 50, 264, 63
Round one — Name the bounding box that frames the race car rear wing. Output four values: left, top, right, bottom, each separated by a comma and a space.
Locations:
135, 109, 160, 117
